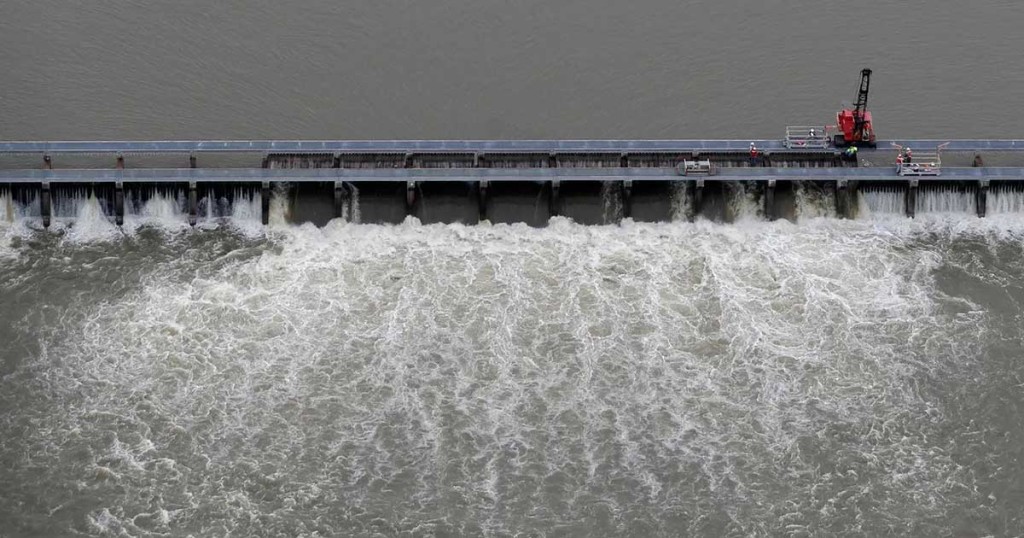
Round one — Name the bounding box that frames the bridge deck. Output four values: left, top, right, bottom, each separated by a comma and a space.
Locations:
1, 167, 1022, 184
1, 139, 1023, 154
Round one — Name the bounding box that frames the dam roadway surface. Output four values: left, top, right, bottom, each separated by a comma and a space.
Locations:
3, 166, 1024, 184
2, 139, 1024, 154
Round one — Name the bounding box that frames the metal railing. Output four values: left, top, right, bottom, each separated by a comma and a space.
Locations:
783, 126, 831, 149
679, 160, 713, 175
893, 142, 948, 176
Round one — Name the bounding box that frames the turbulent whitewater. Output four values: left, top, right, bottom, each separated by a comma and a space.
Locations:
1, 215, 1022, 537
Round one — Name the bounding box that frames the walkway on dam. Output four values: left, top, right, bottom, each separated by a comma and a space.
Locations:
2, 166, 1023, 184
2, 139, 1024, 154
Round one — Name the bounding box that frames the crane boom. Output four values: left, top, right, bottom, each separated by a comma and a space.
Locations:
853, 69, 872, 135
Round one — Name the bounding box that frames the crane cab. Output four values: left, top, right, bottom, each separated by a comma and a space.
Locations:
835, 109, 876, 148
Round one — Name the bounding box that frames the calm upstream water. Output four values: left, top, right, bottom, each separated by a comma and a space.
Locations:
2, 0, 1024, 140
3, 1, 1024, 537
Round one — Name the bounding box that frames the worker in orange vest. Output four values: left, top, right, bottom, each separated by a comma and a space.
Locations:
749, 143, 759, 166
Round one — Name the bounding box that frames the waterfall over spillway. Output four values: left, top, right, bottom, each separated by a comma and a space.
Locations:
987, 185, 1024, 214
858, 186, 905, 217
124, 188, 189, 229
916, 186, 976, 214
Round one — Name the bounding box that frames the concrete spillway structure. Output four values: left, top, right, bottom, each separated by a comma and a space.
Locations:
3, 139, 1024, 227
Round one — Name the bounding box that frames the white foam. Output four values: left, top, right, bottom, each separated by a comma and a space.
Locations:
5, 218, 1016, 535
670, 181, 690, 221
793, 182, 836, 220
726, 182, 762, 221
268, 184, 290, 227
59, 192, 122, 242
124, 189, 190, 233
599, 181, 622, 224
0, 190, 30, 255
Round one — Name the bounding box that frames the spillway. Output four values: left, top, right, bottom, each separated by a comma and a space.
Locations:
4, 139, 1024, 227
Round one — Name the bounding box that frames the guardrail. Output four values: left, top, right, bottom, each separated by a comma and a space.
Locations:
784, 126, 830, 149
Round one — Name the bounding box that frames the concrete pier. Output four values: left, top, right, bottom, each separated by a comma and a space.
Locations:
977, 180, 989, 218
114, 181, 125, 225
188, 181, 198, 226
835, 180, 852, 219
764, 180, 777, 221
261, 181, 271, 225
622, 180, 633, 219
906, 179, 919, 218
478, 181, 488, 221
40, 182, 51, 228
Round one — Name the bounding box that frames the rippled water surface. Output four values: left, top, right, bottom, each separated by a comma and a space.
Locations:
4, 0, 1024, 139
2, 218, 1023, 537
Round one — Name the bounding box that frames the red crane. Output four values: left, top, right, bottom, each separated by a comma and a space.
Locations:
834, 69, 877, 148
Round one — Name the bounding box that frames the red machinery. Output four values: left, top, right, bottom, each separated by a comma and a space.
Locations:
834, 69, 877, 148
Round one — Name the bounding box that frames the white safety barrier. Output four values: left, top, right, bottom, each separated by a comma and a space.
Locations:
783, 126, 830, 149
